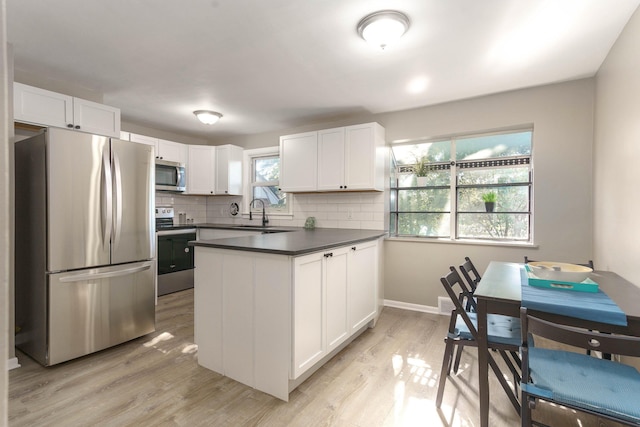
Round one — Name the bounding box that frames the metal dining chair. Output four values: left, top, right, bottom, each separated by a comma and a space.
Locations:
436, 267, 521, 415
520, 307, 640, 426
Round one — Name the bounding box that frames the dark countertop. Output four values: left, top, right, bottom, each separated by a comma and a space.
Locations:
156, 223, 297, 232
189, 227, 387, 256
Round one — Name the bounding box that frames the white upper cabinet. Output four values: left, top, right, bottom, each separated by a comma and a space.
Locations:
13, 82, 121, 138
279, 131, 318, 192
281, 123, 385, 193
72, 97, 121, 138
188, 145, 216, 195
157, 139, 188, 164
317, 127, 346, 191
318, 122, 385, 191
343, 123, 385, 191
129, 133, 158, 146
215, 145, 243, 195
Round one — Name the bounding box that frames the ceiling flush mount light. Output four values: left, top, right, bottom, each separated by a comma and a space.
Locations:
357, 10, 410, 50
194, 110, 223, 125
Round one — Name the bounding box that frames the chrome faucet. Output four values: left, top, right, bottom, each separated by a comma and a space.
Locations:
249, 198, 269, 227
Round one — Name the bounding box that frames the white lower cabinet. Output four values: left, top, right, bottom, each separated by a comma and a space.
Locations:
292, 243, 375, 379
193, 238, 380, 401
348, 240, 378, 333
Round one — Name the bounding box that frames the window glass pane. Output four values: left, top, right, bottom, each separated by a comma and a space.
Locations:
254, 156, 279, 183
458, 186, 529, 212
397, 213, 450, 237
456, 131, 532, 160
398, 189, 450, 212
392, 140, 451, 165
457, 213, 529, 240
457, 166, 529, 185
400, 168, 450, 187
252, 186, 287, 209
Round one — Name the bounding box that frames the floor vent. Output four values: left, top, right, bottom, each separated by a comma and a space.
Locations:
438, 296, 456, 315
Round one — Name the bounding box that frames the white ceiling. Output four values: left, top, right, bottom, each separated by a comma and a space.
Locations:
7, 0, 640, 141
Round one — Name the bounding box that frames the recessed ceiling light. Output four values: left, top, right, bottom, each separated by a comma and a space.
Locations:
357, 10, 410, 50
193, 110, 223, 125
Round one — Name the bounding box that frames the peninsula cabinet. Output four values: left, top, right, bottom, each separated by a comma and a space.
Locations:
292, 246, 350, 378
280, 122, 386, 193
193, 237, 381, 401
13, 82, 121, 138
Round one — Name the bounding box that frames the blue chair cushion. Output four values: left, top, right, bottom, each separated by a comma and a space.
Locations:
523, 347, 640, 424
451, 312, 521, 346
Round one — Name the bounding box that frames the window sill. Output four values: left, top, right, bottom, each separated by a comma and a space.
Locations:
386, 236, 538, 248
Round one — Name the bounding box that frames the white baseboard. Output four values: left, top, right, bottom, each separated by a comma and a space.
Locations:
7, 357, 21, 370
383, 299, 442, 315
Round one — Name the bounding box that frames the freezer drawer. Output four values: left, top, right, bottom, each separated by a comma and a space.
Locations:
48, 261, 155, 365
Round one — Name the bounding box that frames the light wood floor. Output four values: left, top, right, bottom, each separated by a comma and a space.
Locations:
9, 289, 624, 426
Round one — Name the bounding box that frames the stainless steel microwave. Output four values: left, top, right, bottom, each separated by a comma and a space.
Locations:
155, 159, 186, 192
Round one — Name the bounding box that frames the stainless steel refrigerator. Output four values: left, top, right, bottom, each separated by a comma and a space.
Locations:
15, 127, 156, 366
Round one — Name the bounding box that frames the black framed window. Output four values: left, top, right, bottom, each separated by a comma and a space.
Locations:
390, 129, 533, 242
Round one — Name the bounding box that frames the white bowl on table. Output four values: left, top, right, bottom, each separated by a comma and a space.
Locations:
528, 261, 593, 283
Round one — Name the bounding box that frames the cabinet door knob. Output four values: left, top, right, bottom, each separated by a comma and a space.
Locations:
67, 124, 73, 128
351, 246, 356, 251
74, 125, 80, 129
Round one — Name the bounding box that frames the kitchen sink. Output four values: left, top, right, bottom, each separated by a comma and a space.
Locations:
231, 225, 294, 234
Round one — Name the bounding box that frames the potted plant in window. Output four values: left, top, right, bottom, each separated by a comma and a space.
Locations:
413, 156, 429, 186
482, 191, 497, 212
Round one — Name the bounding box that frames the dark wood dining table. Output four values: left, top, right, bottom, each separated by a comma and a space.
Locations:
474, 261, 640, 427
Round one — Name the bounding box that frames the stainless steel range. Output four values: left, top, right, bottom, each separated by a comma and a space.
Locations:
155, 206, 196, 296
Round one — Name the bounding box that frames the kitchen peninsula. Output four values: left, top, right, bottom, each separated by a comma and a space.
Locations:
190, 228, 386, 400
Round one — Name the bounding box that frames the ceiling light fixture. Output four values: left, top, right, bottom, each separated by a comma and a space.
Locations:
357, 10, 410, 50
194, 110, 223, 125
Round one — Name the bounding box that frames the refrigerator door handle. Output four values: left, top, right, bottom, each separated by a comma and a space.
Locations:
102, 149, 113, 248
112, 151, 123, 249
58, 263, 152, 283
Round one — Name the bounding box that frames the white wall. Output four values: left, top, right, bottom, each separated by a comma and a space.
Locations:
594, 7, 640, 286
2, 0, 10, 422
381, 80, 595, 307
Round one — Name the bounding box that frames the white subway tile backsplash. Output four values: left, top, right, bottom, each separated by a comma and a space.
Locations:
159, 190, 388, 230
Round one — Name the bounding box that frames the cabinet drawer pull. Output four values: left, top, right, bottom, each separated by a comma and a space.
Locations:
351, 246, 356, 251
324, 252, 333, 258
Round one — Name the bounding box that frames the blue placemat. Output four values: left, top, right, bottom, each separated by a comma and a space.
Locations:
520, 267, 628, 326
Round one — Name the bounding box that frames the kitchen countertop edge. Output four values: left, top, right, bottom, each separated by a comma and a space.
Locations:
189, 227, 387, 256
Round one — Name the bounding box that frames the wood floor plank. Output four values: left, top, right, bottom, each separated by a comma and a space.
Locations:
9, 289, 625, 426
